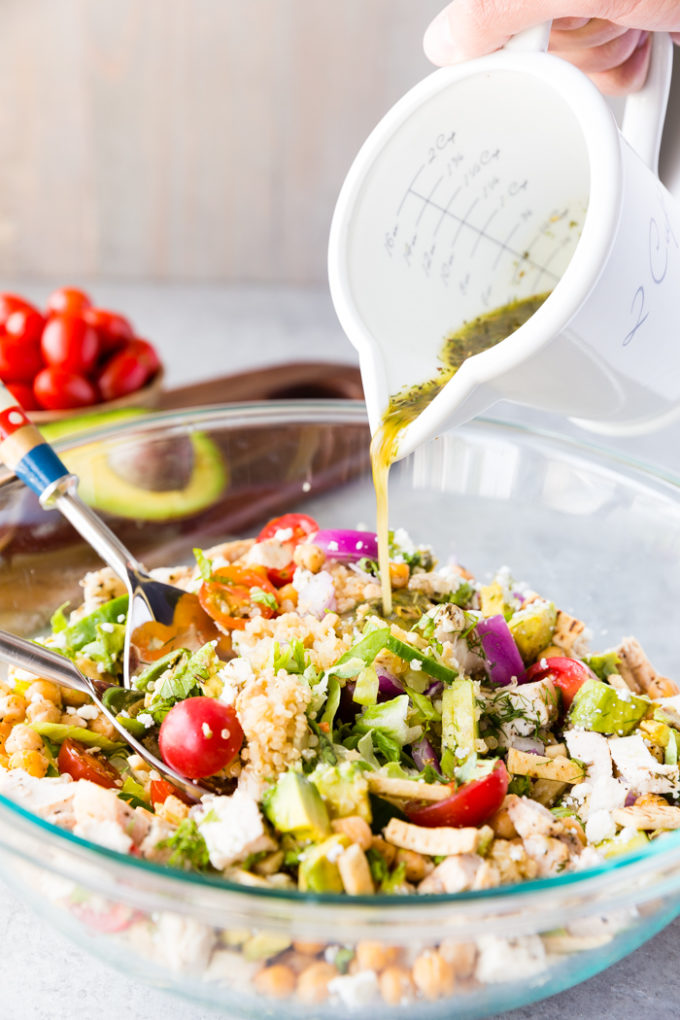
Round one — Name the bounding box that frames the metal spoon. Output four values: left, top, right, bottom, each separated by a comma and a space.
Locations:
0, 629, 232, 801
0, 382, 217, 688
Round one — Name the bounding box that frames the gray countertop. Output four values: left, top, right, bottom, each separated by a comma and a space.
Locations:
0, 280, 678, 1019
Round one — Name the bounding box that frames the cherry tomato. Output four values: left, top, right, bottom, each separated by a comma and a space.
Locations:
97, 338, 161, 401
256, 512, 320, 586
83, 307, 134, 354
149, 778, 195, 807
33, 366, 98, 410
6, 381, 41, 411
41, 314, 100, 374
198, 566, 279, 630
0, 293, 36, 325
46, 286, 92, 316
524, 656, 591, 710
159, 698, 243, 779
71, 902, 140, 932
57, 738, 120, 789
405, 761, 509, 828
0, 335, 44, 383
4, 307, 46, 346
131, 592, 230, 663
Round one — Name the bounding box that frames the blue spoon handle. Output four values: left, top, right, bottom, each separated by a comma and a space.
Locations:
0, 379, 71, 499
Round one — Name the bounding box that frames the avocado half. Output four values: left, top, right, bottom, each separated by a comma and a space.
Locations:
42, 409, 228, 521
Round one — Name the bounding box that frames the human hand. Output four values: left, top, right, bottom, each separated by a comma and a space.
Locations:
423, 3, 680, 95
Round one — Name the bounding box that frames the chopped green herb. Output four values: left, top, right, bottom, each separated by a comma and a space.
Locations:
157, 819, 211, 871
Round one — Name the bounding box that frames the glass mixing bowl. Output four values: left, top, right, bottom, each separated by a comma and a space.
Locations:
0, 401, 679, 1019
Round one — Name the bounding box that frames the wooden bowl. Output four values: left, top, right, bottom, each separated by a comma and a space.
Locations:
27, 369, 165, 425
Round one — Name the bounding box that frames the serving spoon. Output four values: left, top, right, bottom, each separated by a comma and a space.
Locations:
0, 628, 230, 801
0, 382, 219, 688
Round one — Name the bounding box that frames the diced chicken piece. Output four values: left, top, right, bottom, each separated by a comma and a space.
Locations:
505, 794, 565, 839
430, 603, 467, 641
72, 781, 148, 854
0, 771, 76, 826
507, 747, 584, 784
192, 789, 276, 869
564, 730, 613, 781
153, 913, 217, 973
522, 834, 572, 877
552, 610, 590, 657
245, 537, 297, 572
383, 818, 492, 856
205, 537, 256, 565
204, 950, 260, 988
337, 844, 374, 895
366, 774, 453, 802
612, 799, 680, 830
487, 839, 539, 884
408, 571, 457, 598
486, 679, 559, 748
608, 735, 679, 795
475, 935, 547, 984
149, 565, 195, 590
614, 637, 678, 698
137, 814, 177, 862
417, 853, 483, 893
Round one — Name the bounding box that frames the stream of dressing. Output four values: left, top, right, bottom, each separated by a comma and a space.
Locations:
370, 293, 550, 616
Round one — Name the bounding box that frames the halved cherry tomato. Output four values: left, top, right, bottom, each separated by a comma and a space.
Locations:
41, 313, 100, 374
405, 761, 509, 828
97, 338, 161, 401
198, 566, 279, 630
83, 307, 134, 354
256, 512, 320, 586
523, 656, 591, 710
33, 366, 98, 410
149, 778, 195, 807
0, 335, 44, 383
71, 902, 141, 932
46, 286, 92, 316
159, 698, 243, 779
57, 738, 120, 789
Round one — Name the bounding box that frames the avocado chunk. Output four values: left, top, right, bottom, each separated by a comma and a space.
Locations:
262, 771, 331, 842
508, 600, 557, 664
568, 677, 649, 736
298, 835, 349, 893
60, 431, 227, 521
308, 761, 371, 822
441, 677, 478, 774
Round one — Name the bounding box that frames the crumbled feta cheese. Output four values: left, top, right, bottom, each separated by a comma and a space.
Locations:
136, 712, 155, 729
586, 808, 616, 844
66, 704, 98, 721
201, 722, 213, 739
609, 735, 680, 794
100, 621, 115, 633
292, 568, 336, 618
475, 935, 546, 983
192, 790, 275, 869
328, 970, 380, 1008
73, 819, 133, 855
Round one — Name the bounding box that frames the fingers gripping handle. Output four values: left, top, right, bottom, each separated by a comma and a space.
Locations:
0, 380, 71, 500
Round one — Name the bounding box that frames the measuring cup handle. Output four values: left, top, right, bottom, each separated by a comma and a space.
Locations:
503, 22, 551, 53
621, 32, 673, 173
0, 380, 71, 498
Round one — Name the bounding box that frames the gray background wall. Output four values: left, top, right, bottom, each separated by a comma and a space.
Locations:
0, 0, 443, 283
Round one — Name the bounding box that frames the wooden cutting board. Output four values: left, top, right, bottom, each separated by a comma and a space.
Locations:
156, 360, 364, 409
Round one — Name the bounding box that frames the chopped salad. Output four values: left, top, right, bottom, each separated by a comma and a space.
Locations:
2, 513, 680, 899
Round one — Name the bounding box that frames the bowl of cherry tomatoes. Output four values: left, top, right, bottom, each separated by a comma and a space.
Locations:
0, 286, 163, 422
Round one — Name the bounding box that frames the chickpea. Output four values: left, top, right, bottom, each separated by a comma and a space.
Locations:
389, 562, 410, 588
253, 964, 296, 999
5, 724, 44, 756
379, 966, 416, 1006
355, 941, 401, 973
395, 848, 429, 882
61, 689, 91, 708
370, 836, 397, 866
488, 802, 517, 840
277, 584, 298, 608
25, 680, 62, 706
293, 542, 325, 573
0, 753, 9, 770
88, 713, 117, 741
61, 712, 87, 728
0, 694, 26, 725
296, 961, 338, 1004
438, 939, 477, 979
412, 950, 456, 1001
0, 721, 13, 751
8, 749, 48, 778
292, 940, 325, 956
331, 815, 373, 851
26, 701, 62, 726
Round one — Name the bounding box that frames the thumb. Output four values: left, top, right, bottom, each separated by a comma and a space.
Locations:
423, 0, 571, 64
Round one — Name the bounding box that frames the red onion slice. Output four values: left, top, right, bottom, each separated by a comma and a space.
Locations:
476, 615, 525, 687
312, 529, 378, 563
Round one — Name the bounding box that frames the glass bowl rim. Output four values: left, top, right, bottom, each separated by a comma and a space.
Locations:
1, 397, 679, 911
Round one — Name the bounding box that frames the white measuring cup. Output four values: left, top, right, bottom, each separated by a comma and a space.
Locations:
328, 30, 677, 461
